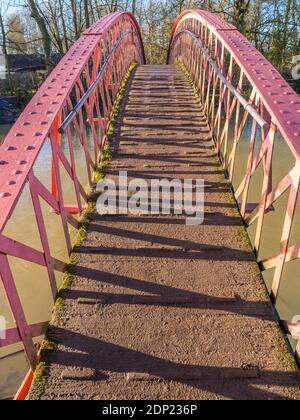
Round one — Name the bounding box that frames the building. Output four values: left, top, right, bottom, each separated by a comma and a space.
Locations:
0, 53, 61, 79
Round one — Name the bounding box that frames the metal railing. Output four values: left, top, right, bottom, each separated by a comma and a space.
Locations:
168, 9, 300, 362
59, 29, 136, 134
0, 12, 145, 369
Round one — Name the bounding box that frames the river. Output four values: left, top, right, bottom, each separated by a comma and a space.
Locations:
0, 118, 299, 399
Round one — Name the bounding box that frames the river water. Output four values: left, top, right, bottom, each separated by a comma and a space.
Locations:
0, 118, 299, 399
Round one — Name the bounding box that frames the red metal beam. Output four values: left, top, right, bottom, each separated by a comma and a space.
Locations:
167, 9, 300, 359
0, 12, 145, 370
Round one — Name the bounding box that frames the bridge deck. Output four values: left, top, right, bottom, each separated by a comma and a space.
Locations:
31, 65, 299, 400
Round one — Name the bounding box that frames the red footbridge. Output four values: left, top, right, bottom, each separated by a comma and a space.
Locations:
0, 10, 300, 400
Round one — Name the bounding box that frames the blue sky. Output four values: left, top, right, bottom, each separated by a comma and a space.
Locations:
1, 0, 19, 13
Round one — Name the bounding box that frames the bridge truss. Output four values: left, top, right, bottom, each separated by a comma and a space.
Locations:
0, 9, 300, 399
168, 10, 300, 360
0, 12, 144, 372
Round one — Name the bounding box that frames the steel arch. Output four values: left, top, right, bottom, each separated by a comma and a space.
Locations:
0, 12, 145, 369
168, 10, 300, 360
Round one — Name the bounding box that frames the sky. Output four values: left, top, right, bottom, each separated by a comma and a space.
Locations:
0, 0, 20, 14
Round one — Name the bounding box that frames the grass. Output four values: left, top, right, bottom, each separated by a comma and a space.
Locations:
29, 62, 138, 400
94, 62, 137, 179
177, 61, 202, 104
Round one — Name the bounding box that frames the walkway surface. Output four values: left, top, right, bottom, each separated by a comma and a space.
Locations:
31, 65, 300, 400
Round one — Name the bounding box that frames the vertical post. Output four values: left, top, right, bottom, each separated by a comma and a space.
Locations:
241, 109, 258, 217
29, 171, 58, 300
254, 128, 276, 253
271, 163, 300, 302
0, 253, 37, 368
50, 132, 72, 254
51, 113, 62, 200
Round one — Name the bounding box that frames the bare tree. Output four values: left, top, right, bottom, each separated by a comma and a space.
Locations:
27, 0, 51, 66
0, 2, 12, 91
1, 0, 299, 90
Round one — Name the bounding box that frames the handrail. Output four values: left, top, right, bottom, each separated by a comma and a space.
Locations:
171, 29, 266, 128
0, 12, 144, 235
168, 9, 300, 159
59, 29, 136, 134
0, 12, 145, 374
168, 9, 300, 363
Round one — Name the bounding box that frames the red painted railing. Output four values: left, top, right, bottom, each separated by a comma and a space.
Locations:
0, 12, 145, 370
168, 10, 300, 360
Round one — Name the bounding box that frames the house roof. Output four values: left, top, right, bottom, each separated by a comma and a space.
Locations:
0, 53, 62, 73
7, 54, 46, 72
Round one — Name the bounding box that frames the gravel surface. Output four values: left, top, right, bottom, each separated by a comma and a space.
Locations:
30, 65, 300, 401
